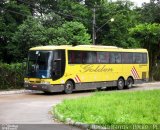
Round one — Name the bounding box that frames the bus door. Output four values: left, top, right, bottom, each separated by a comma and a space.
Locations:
52, 50, 65, 80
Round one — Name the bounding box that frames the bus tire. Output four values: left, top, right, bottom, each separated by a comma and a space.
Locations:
64, 80, 73, 94
126, 77, 133, 89
117, 78, 124, 90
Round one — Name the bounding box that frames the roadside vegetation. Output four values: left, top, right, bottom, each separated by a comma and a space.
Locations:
0, 63, 24, 90
54, 90, 160, 125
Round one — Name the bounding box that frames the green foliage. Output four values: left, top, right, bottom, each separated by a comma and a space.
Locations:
54, 90, 160, 124
129, 23, 160, 46
48, 21, 91, 45
40, 12, 64, 28
153, 64, 160, 81
11, 17, 46, 61
95, 1, 139, 48
129, 23, 160, 53
138, 0, 160, 23
0, 0, 31, 63
0, 63, 24, 90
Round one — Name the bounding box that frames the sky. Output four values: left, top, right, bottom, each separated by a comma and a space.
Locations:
131, 0, 150, 7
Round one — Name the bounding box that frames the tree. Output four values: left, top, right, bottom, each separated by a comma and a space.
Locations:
95, 0, 139, 48
129, 23, 160, 79
11, 17, 46, 62
138, 0, 160, 24
40, 12, 64, 28
0, 0, 31, 63
47, 21, 91, 45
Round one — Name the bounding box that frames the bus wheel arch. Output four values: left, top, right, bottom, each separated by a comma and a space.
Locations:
117, 77, 125, 90
126, 76, 134, 89
64, 79, 75, 94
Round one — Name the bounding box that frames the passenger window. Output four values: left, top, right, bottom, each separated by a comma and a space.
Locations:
110, 53, 121, 64
122, 53, 133, 64
83, 51, 97, 64
68, 51, 97, 64
97, 52, 109, 63
133, 53, 143, 63
68, 51, 82, 64
142, 53, 147, 64
74, 52, 82, 63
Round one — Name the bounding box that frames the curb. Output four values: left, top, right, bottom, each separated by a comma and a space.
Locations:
52, 105, 108, 130
0, 90, 40, 95
138, 82, 160, 85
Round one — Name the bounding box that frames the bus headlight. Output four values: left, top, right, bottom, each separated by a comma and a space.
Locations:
24, 80, 30, 83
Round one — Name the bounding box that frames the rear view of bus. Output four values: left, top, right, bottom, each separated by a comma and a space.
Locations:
24, 45, 149, 94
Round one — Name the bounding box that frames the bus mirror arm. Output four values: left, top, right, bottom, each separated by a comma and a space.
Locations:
54, 59, 61, 62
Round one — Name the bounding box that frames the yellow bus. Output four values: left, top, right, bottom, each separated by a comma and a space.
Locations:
24, 45, 149, 94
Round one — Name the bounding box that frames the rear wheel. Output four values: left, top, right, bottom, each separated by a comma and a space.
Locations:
117, 78, 124, 90
64, 80, 73, 94
126, 77, 134, 89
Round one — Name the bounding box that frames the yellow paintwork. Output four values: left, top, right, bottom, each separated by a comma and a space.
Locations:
25, 45, 149, 85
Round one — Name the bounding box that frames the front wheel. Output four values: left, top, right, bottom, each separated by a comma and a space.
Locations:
64, 81, 73, 94
126, 77, 134, 89
117, 78, 124, 90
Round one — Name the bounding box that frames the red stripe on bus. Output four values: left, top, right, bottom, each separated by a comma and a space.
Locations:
75, 77, 79, 82
133, 68, 139, 79
76, 75, 81, 82
133, 66, 140, 79
131, 68, 138, 79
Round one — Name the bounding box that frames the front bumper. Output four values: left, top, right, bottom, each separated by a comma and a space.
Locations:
24, 83, 64, 92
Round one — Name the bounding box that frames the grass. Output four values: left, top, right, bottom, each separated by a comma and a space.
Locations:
53, 90, 160, 125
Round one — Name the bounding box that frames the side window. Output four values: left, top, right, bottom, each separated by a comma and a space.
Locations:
68, 51, 97, 64
133, 53, 143, 63
110, 52, 121, 64
68, 51, 72, 64
122, 53, 133, 64
83, 51, 97, 64
68, 51, 82, 64
74, 51, 82, 63
142, 53, 147, 64
97, 52, 109, 63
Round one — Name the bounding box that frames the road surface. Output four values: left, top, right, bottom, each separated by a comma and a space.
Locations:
0, 82, 160, 130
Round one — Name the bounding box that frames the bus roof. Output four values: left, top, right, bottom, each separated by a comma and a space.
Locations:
29, 45, 148, 52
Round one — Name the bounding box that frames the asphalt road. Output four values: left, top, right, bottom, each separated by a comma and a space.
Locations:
0, 82, 160, 130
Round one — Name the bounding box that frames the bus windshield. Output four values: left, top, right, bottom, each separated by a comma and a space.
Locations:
27, 51, 53, 78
